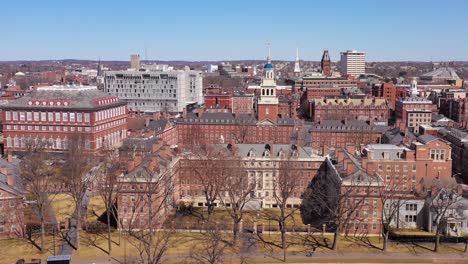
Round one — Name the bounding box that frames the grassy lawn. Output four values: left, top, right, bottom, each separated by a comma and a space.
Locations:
172, 208, 308, 232
2, 231, 468, 263
86, 195, 106, 220
0, 235, 59, 264
49, 193, 75, 223
253, 233, 468, 255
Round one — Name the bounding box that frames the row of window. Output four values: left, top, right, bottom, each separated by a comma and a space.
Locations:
5, 111, 90, 123
6, 136, 90, 150
96, 106, 126, 122
6, 125, 92, 132
378, 164, 417, 172
5, 119, 125, 133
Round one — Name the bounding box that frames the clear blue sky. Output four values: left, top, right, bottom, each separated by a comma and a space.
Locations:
2, 0, 467, 61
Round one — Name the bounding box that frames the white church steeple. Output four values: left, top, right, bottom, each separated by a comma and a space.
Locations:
410, 78, 418, 97
294, 47, 301, 76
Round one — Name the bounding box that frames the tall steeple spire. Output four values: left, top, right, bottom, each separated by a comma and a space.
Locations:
267, 42, 271, 63
410, 78, 418, 97
294, 47, 301, 76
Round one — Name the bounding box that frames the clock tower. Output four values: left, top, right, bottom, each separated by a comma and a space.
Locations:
257, 48, 279, 124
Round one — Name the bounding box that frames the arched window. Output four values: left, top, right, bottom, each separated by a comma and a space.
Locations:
20, 136, 26, 148
63, 138, 68, 149
49, 138, 54, 148
6, 137, 12, 147
56, 138, 62, 149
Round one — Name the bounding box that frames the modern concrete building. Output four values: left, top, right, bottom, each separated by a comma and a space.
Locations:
340, 50, 366, 77
104, 66, 203, 113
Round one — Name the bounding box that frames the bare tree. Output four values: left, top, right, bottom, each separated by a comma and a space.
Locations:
301, 159, 374, 251
217, 151, 254, 243
60, 134, 95, 250
181, 145, 228, 221
423, 177, 461, 252
122, 152, 177, 264
95, 145, 124, 256
232, 119, 250, 144
256, 149, 302, 262
19, 140, 56, 252
378, 178, 413, 251
188, 226, 230, 264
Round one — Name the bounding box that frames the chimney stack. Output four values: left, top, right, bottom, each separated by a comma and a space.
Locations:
145, 117, 150, 128
7, 173, 15, 187
0, 166, 7, 175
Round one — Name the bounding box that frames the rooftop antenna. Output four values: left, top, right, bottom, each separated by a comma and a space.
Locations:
266, 42, 271, 63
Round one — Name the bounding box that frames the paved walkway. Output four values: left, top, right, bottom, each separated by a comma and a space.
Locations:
58, 189, 93, 255
69, 251, 468, 264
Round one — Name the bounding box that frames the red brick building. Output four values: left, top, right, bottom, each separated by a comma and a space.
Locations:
1, 85, 128, 153
360, 135, 452, 192
204, 93, 232, 110
117, 139, 179, 230
0, 158, 24, 239
311, 98, 390, 122
176, 112, 295, 145
373, 82, 397, 109
321, 50, 332, 77
439, 97, 468, 124
231, 93, 254, 116
309, 120, 390, 155
395, 97, 438, 132
177, 144, 325, 209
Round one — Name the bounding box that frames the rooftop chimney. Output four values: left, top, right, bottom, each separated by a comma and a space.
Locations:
0, 166, 7, 175
7, 173, 15, 187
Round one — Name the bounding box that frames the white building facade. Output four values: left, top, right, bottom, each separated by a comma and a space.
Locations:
104, 66, 203, 113
340, 50, 366, 77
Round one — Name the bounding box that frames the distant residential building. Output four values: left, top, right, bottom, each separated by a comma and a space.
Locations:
204, 93, 232, 109
362, 135, 452, 192
420, 67, 463, 87
340, 50, 365, 77
405, 109, 432, 135
309, 120, 390, 155
372, 82, 397, 110
439, 97, 468, 124
310, 98, 390, 122
231, 93, 254, 116
0, 158, 24, 239
1, 85, 128, 153
395, 97, 438, 132
438, 127, 468, 182
104, 67, 203, 113
130, 54, 141, 70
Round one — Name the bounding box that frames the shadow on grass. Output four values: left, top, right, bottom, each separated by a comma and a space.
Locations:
345, 235, 382, 251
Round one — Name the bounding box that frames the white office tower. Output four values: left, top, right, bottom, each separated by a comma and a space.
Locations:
104, 66, 203, 113
340, 50, 365, 77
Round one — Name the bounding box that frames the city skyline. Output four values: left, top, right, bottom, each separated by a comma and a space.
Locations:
1, 0, 468, 61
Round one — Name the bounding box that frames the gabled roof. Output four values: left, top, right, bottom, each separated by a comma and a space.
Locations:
148, 119, 168, 132
417, 134, 439, 144
0, 158, 23, 196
